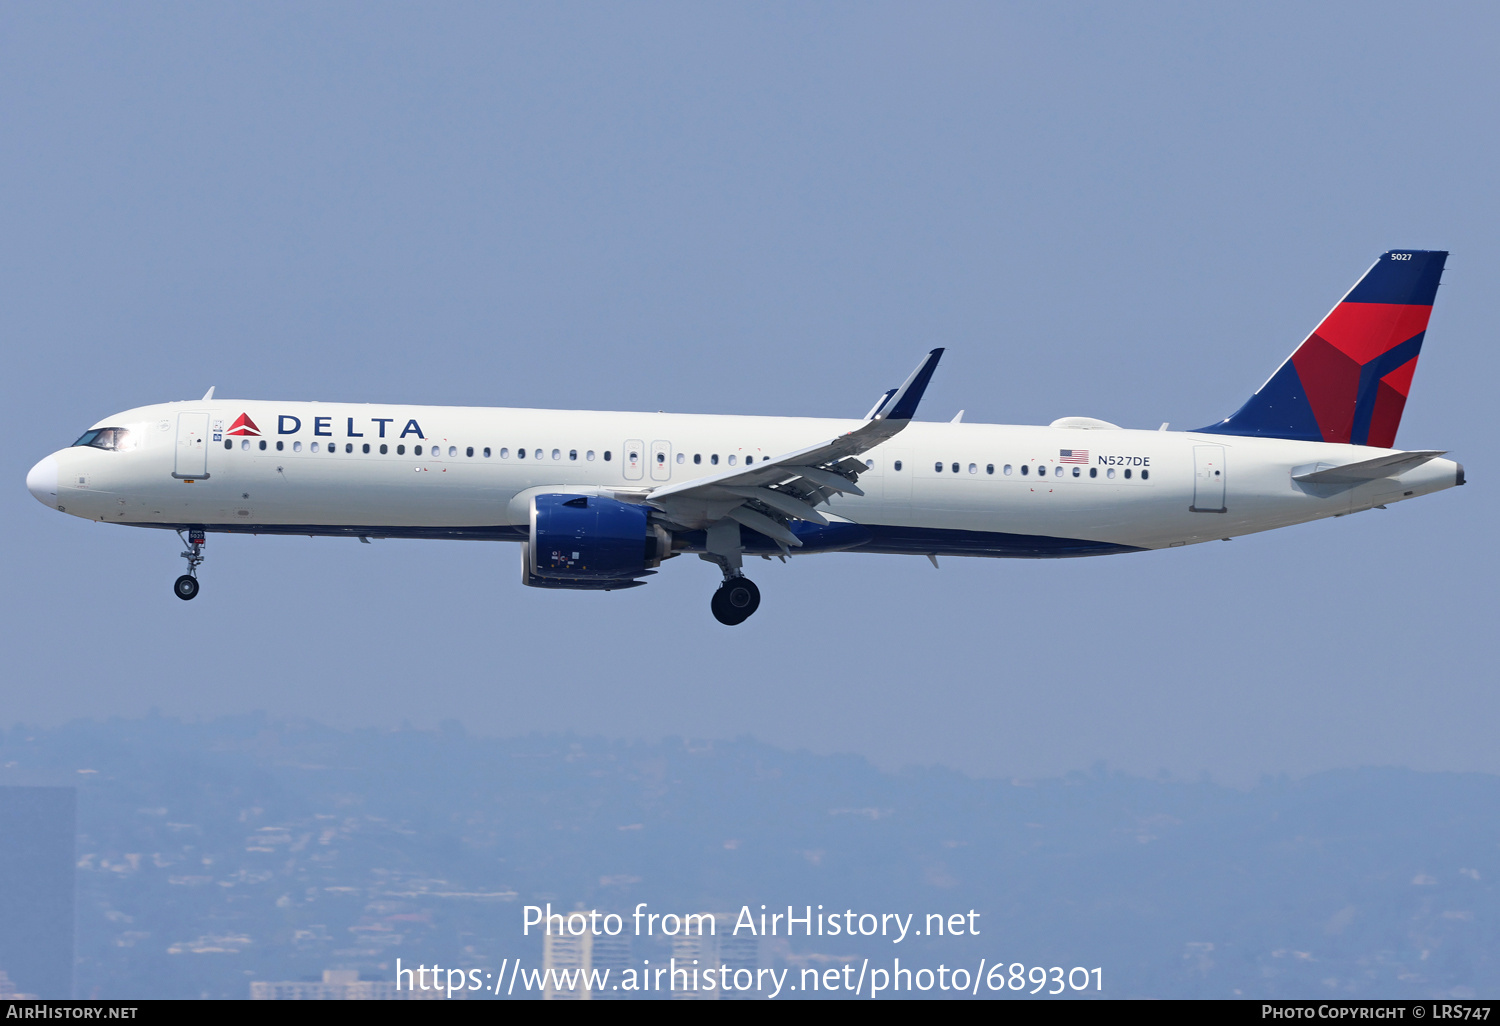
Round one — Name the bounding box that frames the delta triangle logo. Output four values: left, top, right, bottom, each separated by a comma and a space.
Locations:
226, 413, 261, 437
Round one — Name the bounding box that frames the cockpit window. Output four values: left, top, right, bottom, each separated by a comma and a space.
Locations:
72, 427, 133, 451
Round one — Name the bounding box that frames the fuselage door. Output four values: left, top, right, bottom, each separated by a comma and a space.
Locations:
884, 450, 912, 508
623, 439, 645, 481
173, 413, 210, 480
1191, 444, 1226, 513
650, 440, 672, 481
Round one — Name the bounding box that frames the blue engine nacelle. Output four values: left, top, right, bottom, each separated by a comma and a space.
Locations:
522, 494, 670, 591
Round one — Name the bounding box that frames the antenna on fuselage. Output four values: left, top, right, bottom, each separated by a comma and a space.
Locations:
201, 386, 216, 401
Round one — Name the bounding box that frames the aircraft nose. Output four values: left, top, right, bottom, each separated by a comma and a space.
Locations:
26, 455, 58, 506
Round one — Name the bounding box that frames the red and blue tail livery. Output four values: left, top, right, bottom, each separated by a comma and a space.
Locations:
1200, 250, 1446, 447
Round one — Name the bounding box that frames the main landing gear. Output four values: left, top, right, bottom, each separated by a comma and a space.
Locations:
710, 574, 760, 626
174, 528, 205, 601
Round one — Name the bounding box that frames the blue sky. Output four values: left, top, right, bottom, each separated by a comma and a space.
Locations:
3, 2, 1496, 784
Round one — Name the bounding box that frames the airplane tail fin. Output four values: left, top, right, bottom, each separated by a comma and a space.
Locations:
1198, 250, 1447, 447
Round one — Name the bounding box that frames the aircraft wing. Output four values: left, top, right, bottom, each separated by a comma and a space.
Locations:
642, 349, 944, 544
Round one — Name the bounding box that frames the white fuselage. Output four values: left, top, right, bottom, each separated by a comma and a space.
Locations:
27, 399, 1463, 558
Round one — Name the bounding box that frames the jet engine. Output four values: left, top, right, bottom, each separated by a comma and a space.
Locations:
522, 493, 671, 590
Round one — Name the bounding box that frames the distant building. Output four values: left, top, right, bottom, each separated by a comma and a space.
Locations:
542, 917, 632, 1000
0, 787, 76, 999
671, 913, 763, 1001
0, 970, 39, 999
590, 931, 633, 999
717, 920, 762, 1001
251, 968, 449, 1000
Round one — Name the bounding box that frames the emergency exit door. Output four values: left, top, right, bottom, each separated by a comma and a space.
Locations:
622, 439, 645, 481
173, 413, 210, 479
650, 440, 672, 481
1190, 445, 1225, 513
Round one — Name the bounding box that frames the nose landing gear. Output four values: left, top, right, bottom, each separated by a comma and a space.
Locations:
174, 528, 205, 601
710, 574, 760, 626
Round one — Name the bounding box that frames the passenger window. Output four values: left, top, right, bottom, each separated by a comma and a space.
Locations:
311, 442, 320, 453
745, 456, 754, 465
952, 463, 959, 474
293, 441, 302, 452
1089, 467, 1097, 478
483, 447, 490, 457
728, 455, 737, 466
276, 441, 284, 451
363, 443, 371, 454
586, 450, 595, 461
536, 449, 544, 460
1071, 466, 1079, 477
380, 444, 388, 455
603, 451, 612, 461
258, 440, 267, 451
1054, 466, 1062, 477
986, 464, 993, 474
1003, 464, 1011, 475
1124, 468, 1132, 479
676, 453, 684, 464
223, 440, 231, 450
968, 463, 977, 474
656, 453, 665, 464
569, 449, 577, 461
1020, 464, 1028, 476
346, 443, 354, 454
1141, 469, 1150, 480
866, 459, 874, 469
414, 445, 423, 456
934, 462, 943, 472
241, 440, 250, 451
552, 449, 561, 460
466, 446, 473, 457
396, 444, 405, 455
711, 454, 719, 465
694, 454, 701, 465
1106, 467, 1115, 478
893, 460, 902, 471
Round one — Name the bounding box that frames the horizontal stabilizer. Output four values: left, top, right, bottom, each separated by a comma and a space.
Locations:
1292, 450, 1446, 484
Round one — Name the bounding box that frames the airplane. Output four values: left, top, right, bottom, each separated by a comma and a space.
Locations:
26, 250, 1463, 625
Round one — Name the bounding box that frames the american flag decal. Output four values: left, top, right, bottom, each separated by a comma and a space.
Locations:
1059, 449, 1089, 464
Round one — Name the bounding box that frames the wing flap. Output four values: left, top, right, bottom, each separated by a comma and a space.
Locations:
720, 486, 830, 525
726, 505, 803, 548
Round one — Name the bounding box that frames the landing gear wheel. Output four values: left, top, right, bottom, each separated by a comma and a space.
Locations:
174, 528, 206, 601
710, 576, 760, 626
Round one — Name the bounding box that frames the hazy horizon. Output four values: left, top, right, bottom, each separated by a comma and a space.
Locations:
5, 2, 1498, 786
